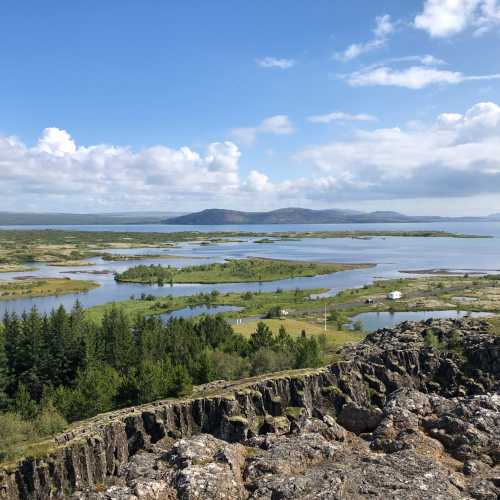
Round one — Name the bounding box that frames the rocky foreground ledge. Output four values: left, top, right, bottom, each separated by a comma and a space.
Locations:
1, 318, 499, 499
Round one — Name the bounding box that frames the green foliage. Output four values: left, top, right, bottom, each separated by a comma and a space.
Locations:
0, 412, 35, 462
445, 329, 464, 356
0, 303, 326, 432
328, 311, 349, 330
55, 364, 122, 421
251, 348, 294, 375
250, 322, 274, 351
0, 327, 8, 409
265, 305, 284, 319
424, 330, 442, 350
14, 384, 38, 420
0, 400, 67, 463
170, 364, 192, 397
209, 351, 250, 380
294, 335, 323, 369
101, 307, 136, 372
33, 400, 67, 436
119, 358, 175, 405
424, 328, 468, 375
194, 350, 215, 385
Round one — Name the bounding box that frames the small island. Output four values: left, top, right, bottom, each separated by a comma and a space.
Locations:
0, 277, 99, 300
0, 264, 38, 273
114, 257, 373, 285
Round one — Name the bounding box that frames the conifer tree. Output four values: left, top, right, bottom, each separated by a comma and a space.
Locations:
101, 307, 136, 372
170, 364, 192, 397
250, 322, 274, 352
0, 327, 8, 409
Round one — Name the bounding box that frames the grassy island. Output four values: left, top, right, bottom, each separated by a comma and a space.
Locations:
101, 253, 199, 261
114, 258, 373, 285
0, 278, 99, 300
0, 264, 37, 273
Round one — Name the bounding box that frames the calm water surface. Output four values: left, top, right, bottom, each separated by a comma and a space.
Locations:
1, 222, 500, 315
350, 310, 496, 333
158, 305, 243, 322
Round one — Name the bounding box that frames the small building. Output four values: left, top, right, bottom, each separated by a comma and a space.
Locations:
387, 290, 402, 300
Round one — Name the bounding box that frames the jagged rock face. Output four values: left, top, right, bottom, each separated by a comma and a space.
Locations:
71, 405, 499, 499
1, 318, 499, 499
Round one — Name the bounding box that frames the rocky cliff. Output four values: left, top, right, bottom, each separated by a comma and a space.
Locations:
1, 318, 499, 499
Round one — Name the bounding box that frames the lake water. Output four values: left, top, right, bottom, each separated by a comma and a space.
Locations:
350, 310, 496, 333
1, 221, 500, 315
158, 305, 243, 322
0, 221, 498, 237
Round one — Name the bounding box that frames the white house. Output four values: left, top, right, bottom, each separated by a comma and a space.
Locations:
387, 290, 402, 300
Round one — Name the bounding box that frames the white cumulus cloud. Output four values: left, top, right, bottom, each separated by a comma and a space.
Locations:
0, 129, 249, 211
245, 170, 273, 192
36, 128, 77, 156
415, 0, 500, 37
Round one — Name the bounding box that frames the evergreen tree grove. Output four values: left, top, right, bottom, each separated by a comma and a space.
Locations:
0, 306, 325, 425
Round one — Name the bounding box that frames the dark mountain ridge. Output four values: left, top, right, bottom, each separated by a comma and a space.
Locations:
164, 207, 485, 225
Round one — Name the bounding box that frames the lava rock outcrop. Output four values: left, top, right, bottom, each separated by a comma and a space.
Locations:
1, 318, 499, 499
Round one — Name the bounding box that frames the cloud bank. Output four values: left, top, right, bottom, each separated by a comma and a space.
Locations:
2, 102, 500, 211
0, 131, 243, 211
295, 101, 500, 201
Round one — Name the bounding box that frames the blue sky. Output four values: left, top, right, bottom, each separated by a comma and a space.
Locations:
1, 0, 500, 215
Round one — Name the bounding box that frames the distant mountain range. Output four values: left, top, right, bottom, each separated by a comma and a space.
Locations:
164, 208, 496, 225
0, 208, 497, 226
0, 212, 184, 226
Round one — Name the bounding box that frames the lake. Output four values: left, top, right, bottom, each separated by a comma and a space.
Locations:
1, 221, 500, 315
158, 305, 243, 322
350, 310, 496, 333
